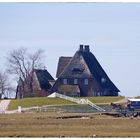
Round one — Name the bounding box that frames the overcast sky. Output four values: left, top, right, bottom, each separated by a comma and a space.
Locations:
0, 3, 140, 97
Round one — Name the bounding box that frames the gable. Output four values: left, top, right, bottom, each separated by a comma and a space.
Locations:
34, 69, 54, 90
59, 51, 92, 78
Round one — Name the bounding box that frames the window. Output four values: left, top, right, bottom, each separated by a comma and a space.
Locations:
74, 79, 78, 84
101, 78, 106, 83
84, 79, 88, 85
72, 68, 84, 74
63, 79, 67, 85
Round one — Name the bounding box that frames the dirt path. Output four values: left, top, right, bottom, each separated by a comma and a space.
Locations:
0, 100, 11, 113
113, 97, 133, 104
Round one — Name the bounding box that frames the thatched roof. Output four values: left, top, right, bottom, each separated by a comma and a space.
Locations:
81, 51, 120, 92
56, 57, 72, 78
34, 69, 54, 90
56, 45, 119, 92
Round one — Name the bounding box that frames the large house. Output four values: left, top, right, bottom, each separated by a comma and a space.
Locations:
51, 45, 120, 97
16, 69, 55, 98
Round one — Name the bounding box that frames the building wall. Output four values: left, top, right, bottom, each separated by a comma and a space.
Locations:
24, 89, 49, 97
52, 77, 118, 97
52, 78, 102, 97
16, 84, 49, 98
16, 72, 51, 99
32, 72, 42, 91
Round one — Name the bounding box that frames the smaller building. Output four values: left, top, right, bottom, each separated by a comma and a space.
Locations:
16, 69, 55, 98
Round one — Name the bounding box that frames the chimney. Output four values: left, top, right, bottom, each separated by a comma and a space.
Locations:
79, 44, 84, 51
84, 45, 90, 52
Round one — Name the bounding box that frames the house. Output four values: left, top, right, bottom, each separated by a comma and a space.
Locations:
16, 69, 55, 98
51, 45, 120, 97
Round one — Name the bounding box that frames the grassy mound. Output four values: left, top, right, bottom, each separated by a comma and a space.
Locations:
8, 97, 75, 110
136, 96, 140, 99
8, 96, 124, 110
79, 96, 124, 104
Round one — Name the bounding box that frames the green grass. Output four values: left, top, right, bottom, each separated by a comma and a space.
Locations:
78, 96, 125, 104
8, 96, 124, 110
136, 96, 140, 99
8, 97, 75, 110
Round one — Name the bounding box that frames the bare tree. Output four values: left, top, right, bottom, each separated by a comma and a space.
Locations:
0, 71, 13, 98
6, 48, 45, 94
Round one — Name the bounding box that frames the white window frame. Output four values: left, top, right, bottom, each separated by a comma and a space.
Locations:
63, 79, 67, 85
84, 79, 88, 85
74, 79, 78, 84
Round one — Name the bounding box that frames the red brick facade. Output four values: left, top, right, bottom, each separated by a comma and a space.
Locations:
52, 77, 102, 97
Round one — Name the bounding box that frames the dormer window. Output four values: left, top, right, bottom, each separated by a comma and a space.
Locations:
72, 68, 84, 74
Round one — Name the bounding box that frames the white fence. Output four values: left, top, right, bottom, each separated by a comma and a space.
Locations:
15, 93, 106, 113
54, 93, 82, 104
86, 99, 105, 112
51, 92, 105, 112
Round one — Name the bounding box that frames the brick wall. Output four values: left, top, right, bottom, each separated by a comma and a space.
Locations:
52, 78, 102, 97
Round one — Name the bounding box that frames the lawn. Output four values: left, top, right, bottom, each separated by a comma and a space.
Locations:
8, 97, 75, 110
0, 112, 139, 137
79, 96, 124, 104
136, 96, 140, 99
8, 96, 124, 110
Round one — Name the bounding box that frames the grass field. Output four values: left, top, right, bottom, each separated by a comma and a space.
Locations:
80, 96, 124, 104
136, 96, 140, 99
0, 112, 139, 137
8, 96, 124, 110
8, 97, 75, 110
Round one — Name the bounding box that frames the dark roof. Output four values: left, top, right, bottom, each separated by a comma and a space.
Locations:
34, 69, 54, 90
57, 47, 120, 92
81, 51, 120, 92
56, 57, 72, 78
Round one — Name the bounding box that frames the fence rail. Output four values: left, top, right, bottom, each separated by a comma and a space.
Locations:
16, 93, 106, 113
55, 93, 82, 104
53, 92, 105, 112
86, 99, 105, 111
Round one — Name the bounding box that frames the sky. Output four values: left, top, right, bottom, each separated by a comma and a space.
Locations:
0, 3, 140, 97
